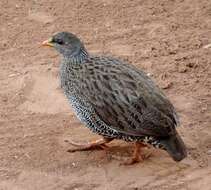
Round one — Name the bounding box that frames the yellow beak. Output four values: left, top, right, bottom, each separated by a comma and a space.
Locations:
42, 38, 54, 47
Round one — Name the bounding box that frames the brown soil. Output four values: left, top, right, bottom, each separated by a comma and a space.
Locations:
0, 0, 211, 189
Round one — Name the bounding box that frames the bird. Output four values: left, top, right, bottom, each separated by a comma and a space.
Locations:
42, 32, 187, 164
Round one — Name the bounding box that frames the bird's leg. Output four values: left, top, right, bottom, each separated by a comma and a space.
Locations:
121, 142, 147, 165
66, 137, 113, 152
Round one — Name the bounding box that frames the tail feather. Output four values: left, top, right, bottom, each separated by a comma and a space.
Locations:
160, 131, 187, 161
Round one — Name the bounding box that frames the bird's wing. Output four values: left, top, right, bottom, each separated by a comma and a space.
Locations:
79, 57, 178, 137
122, 61, 180, 127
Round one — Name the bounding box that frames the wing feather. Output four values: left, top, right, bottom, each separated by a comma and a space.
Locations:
78, 57, 178, 137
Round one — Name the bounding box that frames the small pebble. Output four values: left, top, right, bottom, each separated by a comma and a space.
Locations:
178, 66, 187, 73
161, 82, 173, 89
203, 44, 211, 48
9, 74, 18, 77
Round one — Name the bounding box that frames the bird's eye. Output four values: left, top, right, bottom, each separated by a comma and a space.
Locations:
56, 39, 64, 45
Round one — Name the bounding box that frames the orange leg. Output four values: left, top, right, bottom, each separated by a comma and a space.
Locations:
65, 137, 113, 152
121, 142, 148, 165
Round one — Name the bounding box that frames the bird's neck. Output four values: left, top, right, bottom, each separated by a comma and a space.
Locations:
63, 47, 89, 64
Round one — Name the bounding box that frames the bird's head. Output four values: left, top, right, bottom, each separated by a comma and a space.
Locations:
42, 32, 85, 58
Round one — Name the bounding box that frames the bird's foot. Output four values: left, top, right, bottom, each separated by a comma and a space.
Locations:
65, 138, 112, 152
121, 155, 144, 165
120, 142, 151, 165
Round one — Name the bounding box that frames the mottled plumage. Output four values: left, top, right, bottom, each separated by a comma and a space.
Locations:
43, 32, 187, 163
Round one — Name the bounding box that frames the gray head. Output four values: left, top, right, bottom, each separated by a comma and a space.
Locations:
42, 32, 87, 58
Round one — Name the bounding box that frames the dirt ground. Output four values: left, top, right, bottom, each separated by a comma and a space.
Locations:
0, 0, 211, 189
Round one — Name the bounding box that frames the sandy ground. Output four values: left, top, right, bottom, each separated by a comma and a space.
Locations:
0, 0, 211, 189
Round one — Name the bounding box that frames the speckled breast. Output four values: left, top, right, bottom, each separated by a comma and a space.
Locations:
65, 92, 120, 137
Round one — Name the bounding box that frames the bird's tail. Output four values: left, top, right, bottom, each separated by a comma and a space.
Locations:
160, 131, 187, 161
